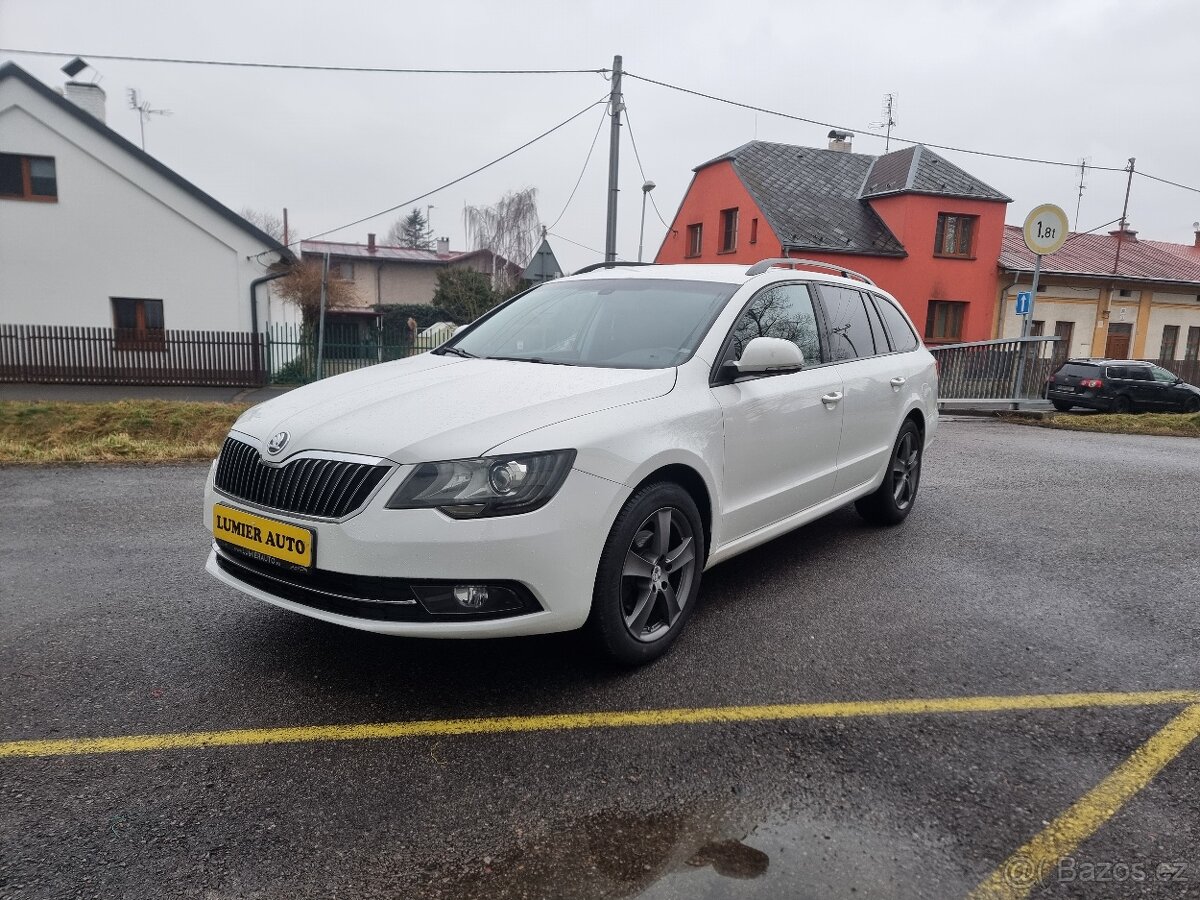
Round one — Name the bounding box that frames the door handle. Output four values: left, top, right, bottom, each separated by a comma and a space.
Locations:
889, 376, 907, 388
821, 391, 843, 405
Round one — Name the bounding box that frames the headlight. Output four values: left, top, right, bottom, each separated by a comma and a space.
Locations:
386, 450, 576, 519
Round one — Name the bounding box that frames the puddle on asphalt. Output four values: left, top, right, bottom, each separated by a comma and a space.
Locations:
419, 797, 956, 899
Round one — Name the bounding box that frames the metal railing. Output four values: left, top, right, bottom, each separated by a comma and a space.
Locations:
265, 323, 449, 384
928, 336, 1063, 405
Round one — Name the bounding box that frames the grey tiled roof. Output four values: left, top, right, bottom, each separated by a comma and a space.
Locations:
698, 140, 1008, 257
861, 145, 1011, 201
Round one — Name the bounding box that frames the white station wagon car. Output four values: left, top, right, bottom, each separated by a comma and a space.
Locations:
205, 259, 938, 664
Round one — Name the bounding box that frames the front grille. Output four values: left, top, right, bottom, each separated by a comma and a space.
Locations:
214, 436, 392, 519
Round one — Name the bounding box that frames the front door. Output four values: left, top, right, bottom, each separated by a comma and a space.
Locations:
1105, 323, 1133, 358
711, 283, 844, 541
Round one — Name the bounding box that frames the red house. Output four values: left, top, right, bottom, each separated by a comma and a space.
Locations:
655, 138, 1010, 344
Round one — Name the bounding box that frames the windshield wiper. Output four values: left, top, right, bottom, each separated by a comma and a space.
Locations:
437, 346, 477, 359
486, 355, 549, 364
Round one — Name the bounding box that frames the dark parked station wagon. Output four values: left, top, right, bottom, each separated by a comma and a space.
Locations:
1047, 359, 1200, 413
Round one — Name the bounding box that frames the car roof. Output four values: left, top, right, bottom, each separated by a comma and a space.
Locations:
564, 262, 884, 292
1063, 358, 1153, 367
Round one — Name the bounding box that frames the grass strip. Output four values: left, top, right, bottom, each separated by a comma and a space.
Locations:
1006, 411, 1200, 438
0, 400, 248, 463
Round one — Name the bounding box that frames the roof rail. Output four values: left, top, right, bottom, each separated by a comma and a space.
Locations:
745, 257, 876, 286
572, 261, 653, 275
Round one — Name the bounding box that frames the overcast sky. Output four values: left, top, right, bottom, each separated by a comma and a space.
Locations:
3, 0, 1199, 273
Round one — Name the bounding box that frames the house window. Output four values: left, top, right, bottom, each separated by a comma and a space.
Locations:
1186, 326, 1200, 361
335, 262, 355, 280
686, 223, 703, 258
719, 208, 739, 253
1053, 321, 1074, 364
1029, 320, 1045, 336
1160, 324, 1179, 360
924, 300, 966, 343
933, 213, 976, 258
112, 298, 166, 351
749, 217, 758, 245
0, 153, 57, 202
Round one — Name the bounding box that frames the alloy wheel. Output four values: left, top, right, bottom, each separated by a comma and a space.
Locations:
891, 431, 920, 510
621, 507, 697, 642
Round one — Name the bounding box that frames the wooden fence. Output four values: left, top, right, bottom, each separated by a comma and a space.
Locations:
0, 324, 266, 387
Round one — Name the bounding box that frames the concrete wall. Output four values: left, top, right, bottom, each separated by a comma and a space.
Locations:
0, 75, 290, 332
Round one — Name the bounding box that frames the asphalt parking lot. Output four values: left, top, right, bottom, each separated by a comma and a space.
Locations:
2, 418, 1199, 899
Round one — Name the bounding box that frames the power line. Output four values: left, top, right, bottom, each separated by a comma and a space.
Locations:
549, 230, 611, 258
622, 107, 672, 230
1136, 171, 1200, 195
623, 70, 1131, 174
546, 101, 609, 231
0, 47, 608, 76
278, 96, 608, 253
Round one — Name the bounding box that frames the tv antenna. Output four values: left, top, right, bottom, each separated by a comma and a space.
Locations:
1074, 157, 1089, 227
870, 93, 898, 152
126, 88, 172, 151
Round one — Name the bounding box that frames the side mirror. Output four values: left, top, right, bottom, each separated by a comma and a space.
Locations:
732, 337, 805, 374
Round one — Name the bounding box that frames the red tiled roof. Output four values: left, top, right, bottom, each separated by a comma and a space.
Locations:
999, 226, 1200, 286
300, 240, 489, 264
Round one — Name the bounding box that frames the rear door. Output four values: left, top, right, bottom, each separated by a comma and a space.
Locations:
711, 282, 844, 540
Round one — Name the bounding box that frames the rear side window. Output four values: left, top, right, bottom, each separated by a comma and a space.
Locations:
872, 295, 919, 352
1105, 366, 1127, 379
821, 285, 877, 360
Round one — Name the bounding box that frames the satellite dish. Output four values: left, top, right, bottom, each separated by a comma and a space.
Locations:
1193, 221, 1199, 230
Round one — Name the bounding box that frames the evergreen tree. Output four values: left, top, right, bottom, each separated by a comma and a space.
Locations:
387, 207, 434, 249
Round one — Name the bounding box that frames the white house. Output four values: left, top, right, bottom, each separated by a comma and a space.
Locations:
0, 62, 296, 341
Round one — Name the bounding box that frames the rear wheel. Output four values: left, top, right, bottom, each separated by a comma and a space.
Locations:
586, 482, 704, 665
1051, 400, 1074, 412
1112, 394, 1132, 413
855, 420, 922, 526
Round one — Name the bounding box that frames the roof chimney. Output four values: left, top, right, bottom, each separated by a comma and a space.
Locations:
1108, 225, 1138, 242
436, 236, 450, 255
367, 233, 376, 254
1193, 221, 1200, 247
63, 81, 106, 123
827, 129, 853, 153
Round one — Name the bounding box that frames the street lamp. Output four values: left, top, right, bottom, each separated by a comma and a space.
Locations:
638, 180, 656, 263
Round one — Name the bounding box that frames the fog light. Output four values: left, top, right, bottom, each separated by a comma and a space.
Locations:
453, 584, 489, 608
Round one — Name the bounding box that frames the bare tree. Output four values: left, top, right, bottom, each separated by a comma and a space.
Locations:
273, 259, 358, 322
240, 208, 290, 243
463, 188, 540, 294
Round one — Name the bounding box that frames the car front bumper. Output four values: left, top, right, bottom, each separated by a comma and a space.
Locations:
203, 462, 628, 637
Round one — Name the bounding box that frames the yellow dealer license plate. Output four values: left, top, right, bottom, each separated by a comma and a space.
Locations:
213, 503, 314, 568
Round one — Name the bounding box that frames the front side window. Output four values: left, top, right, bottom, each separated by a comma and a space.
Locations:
821, 285, 877, 360
0, 153, 57, 201
1151, 366, 1179, 384
872, 295, 919, 352
719, 208, 738, 253
112, 298, 165, 351
686, 223, 703, 258
925, 300, 966, 343
725, 283, 822, 366
448, 278, 737, 369
934, 213, 976, 258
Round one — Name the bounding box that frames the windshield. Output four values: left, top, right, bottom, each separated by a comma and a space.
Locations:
444, 278, 738, 369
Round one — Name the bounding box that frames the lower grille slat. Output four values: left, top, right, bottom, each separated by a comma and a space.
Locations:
214, 437, 391, 519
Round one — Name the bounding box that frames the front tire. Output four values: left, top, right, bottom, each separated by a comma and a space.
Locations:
1184, 396, 1200, 413
856, 420, 923, 526
586, 482, 704, 665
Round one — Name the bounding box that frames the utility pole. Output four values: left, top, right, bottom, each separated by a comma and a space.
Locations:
604, 55, 623, 263
316, 251, 329, 380
1112, 157, 1135, 276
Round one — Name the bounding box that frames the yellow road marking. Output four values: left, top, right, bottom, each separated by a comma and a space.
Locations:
1, 689, 1197, 760
970, 703, 1200, 900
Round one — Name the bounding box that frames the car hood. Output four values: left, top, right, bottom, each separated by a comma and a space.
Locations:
231, 354, 676, 462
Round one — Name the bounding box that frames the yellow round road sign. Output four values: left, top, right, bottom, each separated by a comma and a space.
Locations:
1023, 204, 1069, 256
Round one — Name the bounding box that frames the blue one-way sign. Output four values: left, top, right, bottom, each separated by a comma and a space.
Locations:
1015, 291, 1032, 315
